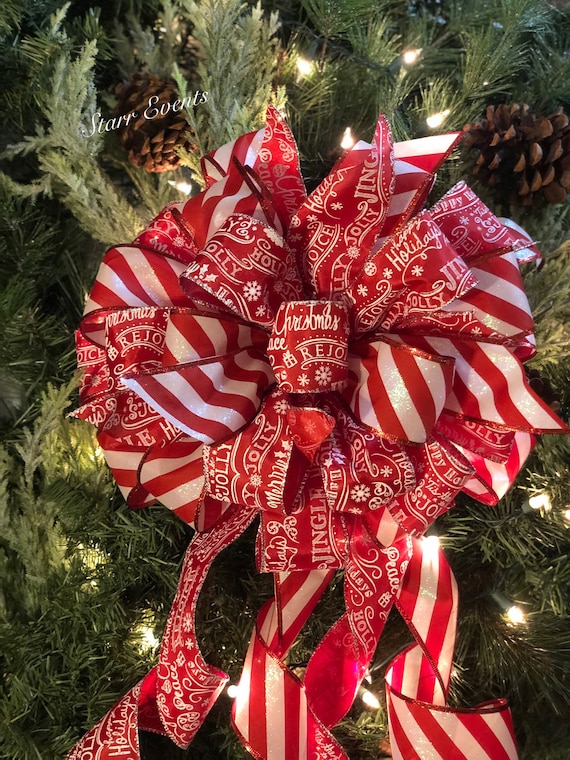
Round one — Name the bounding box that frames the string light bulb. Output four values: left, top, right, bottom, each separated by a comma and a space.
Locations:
426, 109, 451, 129
564, 508, 570, 523
340, 127, 355, 150
296, 57, 313, 77
167, 179, 194, 196
491, 591, 526, 626
77, 543, 107, 571
138, 624, 160, 652
402, 48, 422, 66
360, 688, 381, 710
422, 534, 441, 562
505, 605, 525, 625
522, 491, 552, 513
226, 684, 240, 699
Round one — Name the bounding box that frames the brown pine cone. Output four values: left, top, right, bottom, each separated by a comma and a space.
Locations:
463, 103, 570, 205
114, 72, 199, 173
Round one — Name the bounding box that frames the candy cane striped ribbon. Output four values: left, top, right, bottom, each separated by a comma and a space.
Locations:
232, 569, 346, 759
386, 538, 518, 760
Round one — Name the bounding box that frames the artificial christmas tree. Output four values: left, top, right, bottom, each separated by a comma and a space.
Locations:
1, 1, 570, 758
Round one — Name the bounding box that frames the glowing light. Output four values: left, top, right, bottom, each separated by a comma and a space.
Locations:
227, 684, 240, 699
506, 605, 526, 625
78, 543, 106, 571
426, 109, 451, 129
296, 57, 313, 76
88, 444, 105, 464
168, 180, 194, 196
360, 689, 381, 710
140, 625, 160, 651
491, 592, 526, 625
340, 127, 355, 150
422, 534, 441, 561
423, 534, 440, 549
528, 493, 552, 511
564, 508, 570, 523
402, 48, 422, 65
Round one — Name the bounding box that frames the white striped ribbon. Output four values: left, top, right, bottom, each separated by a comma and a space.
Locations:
386, 538, 518, 760
232, 569, 348, 760
346, 338, 455, 443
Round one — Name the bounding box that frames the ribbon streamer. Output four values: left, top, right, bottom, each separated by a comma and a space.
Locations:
71, 106, 566, 759
387, 538, 518, 760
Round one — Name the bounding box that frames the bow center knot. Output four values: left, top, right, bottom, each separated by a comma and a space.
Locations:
267, 300, 349, 393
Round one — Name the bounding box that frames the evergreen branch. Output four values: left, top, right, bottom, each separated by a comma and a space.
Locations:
36, 149, 143, 244
114, 0, 187, 80
177, 0, 285, 158
0, 0, 21, 35
6, 40, 144, 244
524, 244, 570, 367
123, 164, 184, 220
0, 379, 77, 616
346, 12, 402, 68
300, 0, 374, 39
461, 26, 527, 108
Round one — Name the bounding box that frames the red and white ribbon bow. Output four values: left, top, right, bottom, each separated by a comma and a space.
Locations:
70, 106, 565, 759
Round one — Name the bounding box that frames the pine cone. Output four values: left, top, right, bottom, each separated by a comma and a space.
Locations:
463, 103, 570, 205
114, 72, 199, 173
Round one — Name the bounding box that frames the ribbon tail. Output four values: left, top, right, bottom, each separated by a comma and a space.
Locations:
386, 537, 519, 759
232, 569, 348, 759
68, 503, 257, 758
155, 503, 258, 747
303, 520, 410, 728
67, 683, 142, 759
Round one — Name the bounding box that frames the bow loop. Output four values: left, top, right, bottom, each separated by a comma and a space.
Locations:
287, 115, 394, 298
267, 300, 350, 392
181, 214, 303, 326
345, 213, 476, 338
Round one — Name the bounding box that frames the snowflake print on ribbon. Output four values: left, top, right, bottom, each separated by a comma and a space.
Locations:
244, 281, 262, 301
350, 484, 371, 503
274, 399, 289, 415
315, 365, 333, 387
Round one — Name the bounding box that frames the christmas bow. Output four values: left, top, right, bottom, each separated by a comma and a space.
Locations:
71, 106, 565, 759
